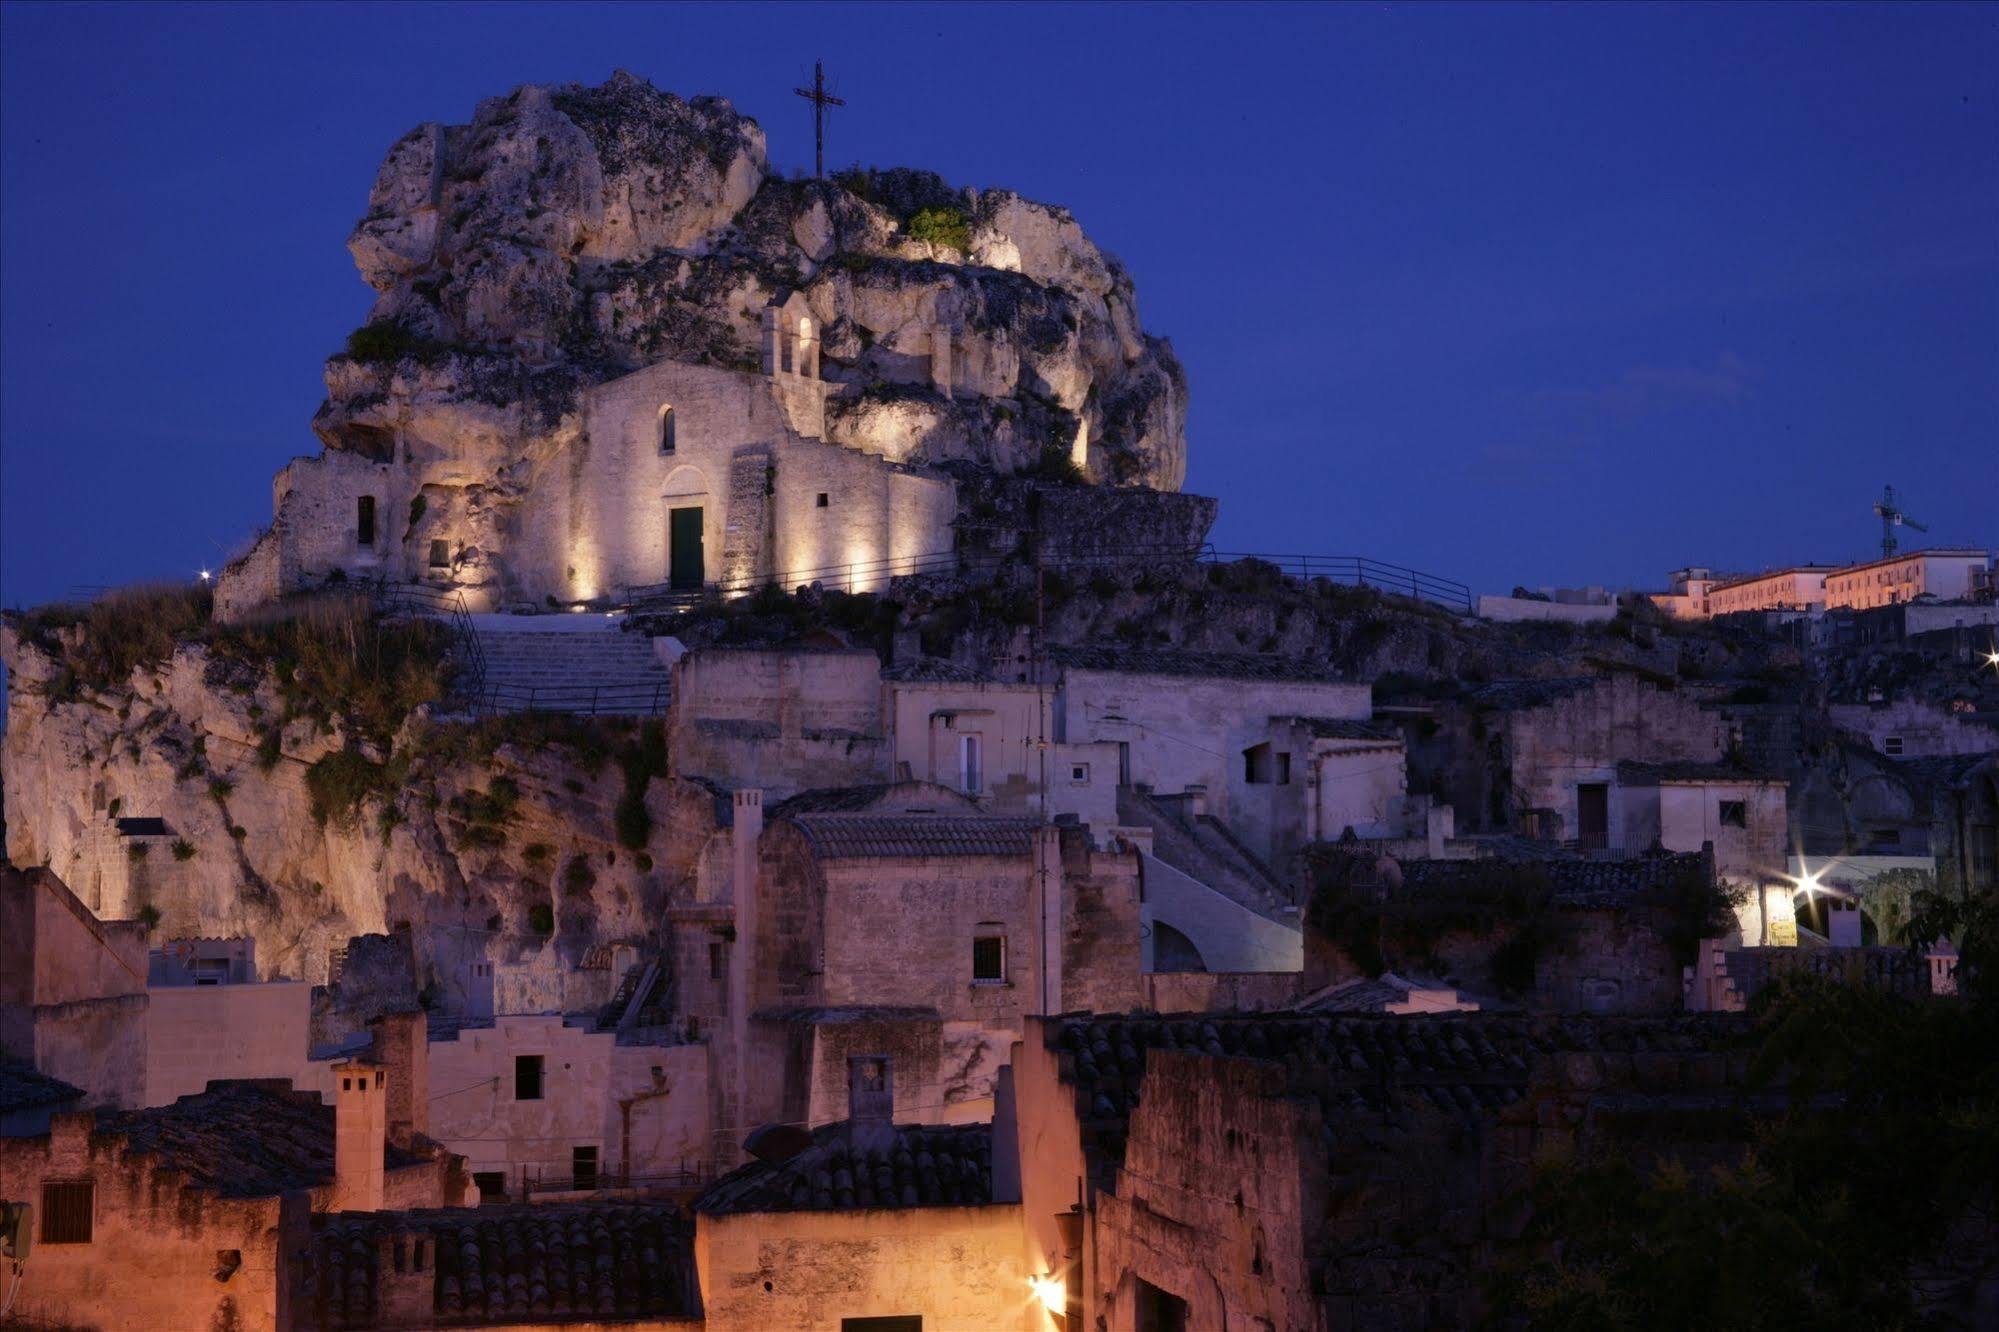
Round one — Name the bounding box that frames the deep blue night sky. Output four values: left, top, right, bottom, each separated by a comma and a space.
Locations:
3, 1, 1994, 610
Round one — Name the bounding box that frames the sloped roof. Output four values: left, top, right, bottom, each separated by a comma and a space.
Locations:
1050, 643, 1345, 683
1398, 850, 1712, 906
1614, 759, 1784, 785
879, 657, 997, 683
696, 1122, 994, 1215
0, 1059, 83, 1114
767, 781, 978, 819
304, 1202, 696, 1328
789, 814, 1036, 860
1044, 1012, 1746, 1182
1285, 716, 1402, 743
1462, 677, 1600, 711
96, 1080, 427, 1199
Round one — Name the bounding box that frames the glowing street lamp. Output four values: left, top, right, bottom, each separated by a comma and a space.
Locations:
1028, 1274, 1066, 1316
198, 568, 213, 584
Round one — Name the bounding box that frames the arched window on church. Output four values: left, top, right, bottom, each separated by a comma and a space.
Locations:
658, 405, 676, 454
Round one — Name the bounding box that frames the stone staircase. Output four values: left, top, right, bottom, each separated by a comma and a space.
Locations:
468, 622, 673, 716
1118, 786, 1298, 922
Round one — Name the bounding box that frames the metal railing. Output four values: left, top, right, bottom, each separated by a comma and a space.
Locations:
1198, 551, 1475, 613
514, 1159, 715, 1202
371, 581, 489, 714
471, 679, 670, 717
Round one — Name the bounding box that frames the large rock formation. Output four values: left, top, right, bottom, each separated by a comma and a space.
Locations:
317, 71, 1186, 497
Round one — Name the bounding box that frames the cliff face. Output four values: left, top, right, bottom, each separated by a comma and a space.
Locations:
315, 71, 1186, 495
0, 614, 719, 988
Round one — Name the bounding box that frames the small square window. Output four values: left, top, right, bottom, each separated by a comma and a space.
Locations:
1070, 763, 1090, 784
1718, 800, 1747, 828
572, 1145, 599, 1191
473, 1171, 507, 1204
40, 1180, 93, 1244
1883, 736, 1904, 756
815, 493, 829, 508
708, 939, 727, 981
972, 934, 1006, 983
428, 539, 450, 569
515, 1054, 544, 1101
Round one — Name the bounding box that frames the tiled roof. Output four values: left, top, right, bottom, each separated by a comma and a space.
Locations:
1463, 677, 1600, 711
1615, 759, 1783, 785
1045, 1012, 1745, 1181
768, 781, 979, 820
696, 1122, 994, 1214
880, 657, 996, 682
1286, 716, 1402, 742
0, 1059, 83, 1113
1298, 973, 1485, 1013
1398, 850, 1712, 906
95, 1080, 425, 1198
304, 1202, 696, 1329
1049, 643, 1344, 682
789, 814, 1036, 860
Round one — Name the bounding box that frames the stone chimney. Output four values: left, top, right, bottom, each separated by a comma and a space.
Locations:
1927, 938, 1960, 997
332, 1059, 387, 1213
367, 1010, 429, 1144
1828, 899, 1863, 948
847, 1054, 895, 1152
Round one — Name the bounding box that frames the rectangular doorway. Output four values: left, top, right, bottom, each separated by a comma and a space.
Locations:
669, 506, 704, 591
1135, 1279, 1189, 1332
1576, 782, 1608, 851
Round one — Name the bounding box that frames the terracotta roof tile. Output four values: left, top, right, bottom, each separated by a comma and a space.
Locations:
304, 1202, 695, 1328
1398, 850, 1712, 905
96, 1080, 425, 1198
790, 814, 1036, 860
0, 1059, 83, 1114
696, 1123, 994, 1214
1050, 643, 1345, 682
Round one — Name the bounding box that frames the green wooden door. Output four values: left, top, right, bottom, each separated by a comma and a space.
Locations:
669, 507, 704, 590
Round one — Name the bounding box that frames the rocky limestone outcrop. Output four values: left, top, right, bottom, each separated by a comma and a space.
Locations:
313, 70, 1187, 521
0, 618, 721, 989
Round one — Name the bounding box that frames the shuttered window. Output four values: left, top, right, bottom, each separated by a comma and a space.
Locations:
40, 1180, 93, 1244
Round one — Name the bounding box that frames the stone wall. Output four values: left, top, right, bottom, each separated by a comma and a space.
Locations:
0, 867, 150, 1109
145, 979, 314, 1105
670, 647, 889, 797
696, 1203, 1032, 1332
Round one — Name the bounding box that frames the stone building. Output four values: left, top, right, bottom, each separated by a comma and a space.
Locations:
1822, 548, 1992, 611
731, 799, 1143, 1142
1828, 696, 1999, 759
695, 1066, 1028, 1332
669, 645, 890, 798
0, 866, 148, 1109
220, 297, 959, 616
425, 1012, 708, 1203
1429, 674, 1735, 846
0, 1068, 468, 1332
1702, 566, 1836, 616
1012, 1011, 1761, 1332
145, 935, 318, 1106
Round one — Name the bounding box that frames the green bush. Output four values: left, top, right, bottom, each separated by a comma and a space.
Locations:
305, 750, 390, 827
344, 322, 449, 365
170, 839, 196, 862
127, 842, 150, 862
907, 206, 970, 253
614, 722, 668, 850
136, 903, 162, 930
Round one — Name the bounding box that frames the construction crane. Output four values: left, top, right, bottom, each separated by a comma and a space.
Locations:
1871, 484, 1927, 559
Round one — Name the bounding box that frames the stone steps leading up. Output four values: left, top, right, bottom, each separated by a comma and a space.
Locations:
465, 625, 672, 716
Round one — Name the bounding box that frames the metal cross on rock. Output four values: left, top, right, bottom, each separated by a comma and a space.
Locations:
794, 59, 845, 179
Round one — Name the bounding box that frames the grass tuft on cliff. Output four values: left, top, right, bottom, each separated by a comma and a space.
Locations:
15, 584, 213, 701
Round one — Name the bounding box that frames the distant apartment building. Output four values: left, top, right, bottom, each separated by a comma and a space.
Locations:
1703, 566, 1835, 616
1822, 548, 1992, 610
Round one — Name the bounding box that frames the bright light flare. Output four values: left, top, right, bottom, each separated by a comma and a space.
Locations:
1028, 1274, 1065, 1315
1984, 650, 1999, 670
1783, 863, 1824, 900
198, 569, 213, 584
